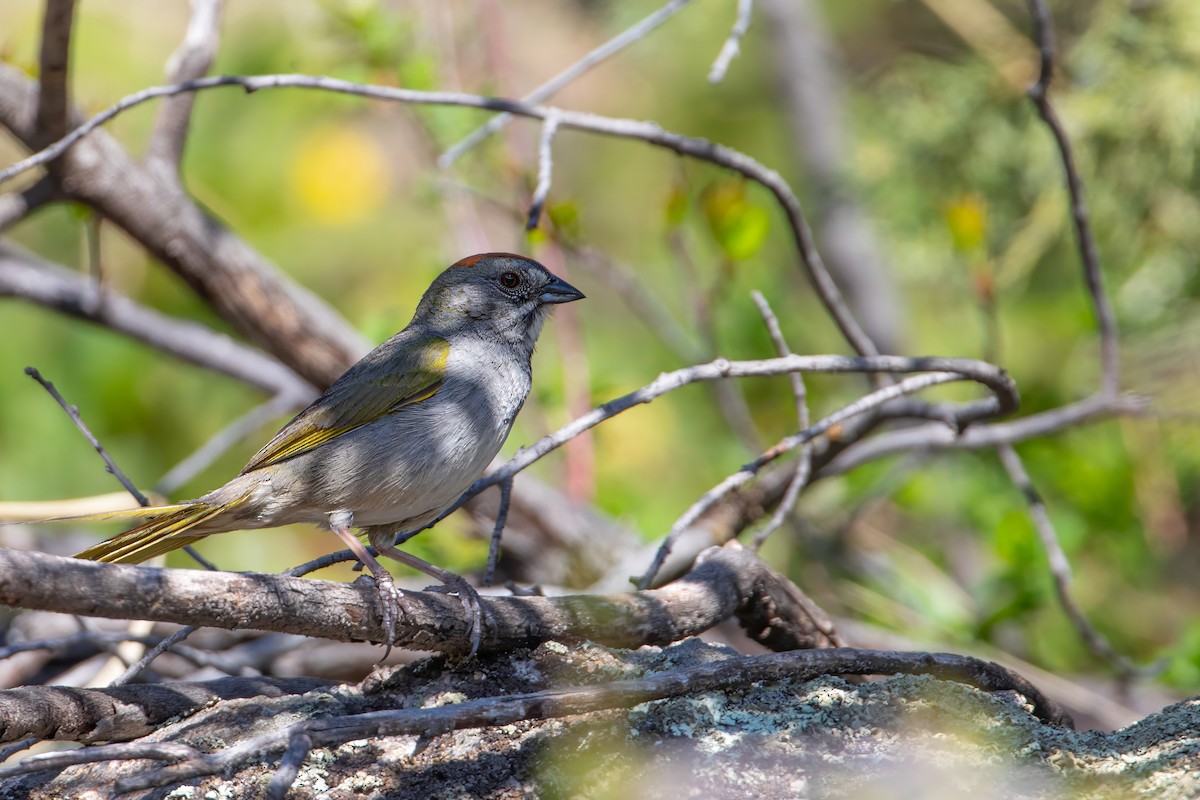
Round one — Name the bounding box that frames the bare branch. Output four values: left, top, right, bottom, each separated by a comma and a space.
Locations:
749, 290, 810, 549
483, 477, 513, 587
34, 0, 76, 143
438, 0, 696, 166
0, 544, 838, 659
525, 109, 561, 231
820, 391, 1149, 477
996, 444, 1145, 680
478, 354, 1017, 506
0, 676, 331, 745
0, 71, 876, 358
0, 176, 63, 232
708, 0, 753, 84
147, 0, 224, 169
1024, 0, 1118, 396
0, 241, 317, 400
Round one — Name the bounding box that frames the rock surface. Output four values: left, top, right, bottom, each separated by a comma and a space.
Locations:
4, 639, 1198, 799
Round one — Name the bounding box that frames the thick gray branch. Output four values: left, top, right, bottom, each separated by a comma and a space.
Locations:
0, 545, 838, 657
0, 676, 332, 744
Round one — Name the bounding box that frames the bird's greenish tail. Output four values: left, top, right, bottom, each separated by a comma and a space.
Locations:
71, 502, 225, 564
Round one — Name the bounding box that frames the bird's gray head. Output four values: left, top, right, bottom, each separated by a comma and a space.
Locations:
415, 253, 585, 347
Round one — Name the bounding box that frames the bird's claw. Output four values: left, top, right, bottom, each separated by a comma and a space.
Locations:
427, 575, 487, 657
354, 573, 403, 660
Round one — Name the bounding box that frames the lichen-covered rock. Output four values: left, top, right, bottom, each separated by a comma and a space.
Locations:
5, 639, 1198, 799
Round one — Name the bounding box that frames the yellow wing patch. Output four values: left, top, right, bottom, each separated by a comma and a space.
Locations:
240, 336, 449, 474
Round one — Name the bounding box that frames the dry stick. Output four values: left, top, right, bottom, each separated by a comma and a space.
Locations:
1024, 0, 1118, 397
0, 175, 63, 232
438, 0, 697, 167
107, 647, 1068, 793
483, 477, 514, 587
0, 742, 198, 778
0, 74, 877, 360
820, 391, 1147, 478
266, 730, 312, 800
639, 370, 981, 588
0, 738, 38, 764
0, 541, 837, 658
996, 444, 1143, 681
708, 0, 754, 84
749, 291, 810, 550
34, 0, 76, 143
525, 109, 561, 230
147, 0, 223, 169
24, 368, 149, 507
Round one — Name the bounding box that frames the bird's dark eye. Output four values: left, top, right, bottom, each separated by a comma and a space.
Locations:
499, 271, 521, 289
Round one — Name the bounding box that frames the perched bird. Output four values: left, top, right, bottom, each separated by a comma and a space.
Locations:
66, 253, 584, 651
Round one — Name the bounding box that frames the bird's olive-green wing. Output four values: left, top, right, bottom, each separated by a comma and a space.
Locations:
240, 335, 450, 474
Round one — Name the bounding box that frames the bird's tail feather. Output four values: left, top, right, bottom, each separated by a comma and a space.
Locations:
70, 502, 226, 564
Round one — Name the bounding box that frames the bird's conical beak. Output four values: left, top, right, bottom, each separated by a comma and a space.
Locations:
539, 276, 585, 305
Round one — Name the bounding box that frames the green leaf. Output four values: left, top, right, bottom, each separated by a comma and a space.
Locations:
701, 178, 769, 260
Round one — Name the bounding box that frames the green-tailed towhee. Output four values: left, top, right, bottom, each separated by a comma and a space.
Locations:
68, 252, 584, 650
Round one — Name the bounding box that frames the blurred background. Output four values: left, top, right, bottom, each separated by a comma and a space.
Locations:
1, 0, 1198, 711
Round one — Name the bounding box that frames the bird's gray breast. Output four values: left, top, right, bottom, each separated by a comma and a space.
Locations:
307, 337, 531, 527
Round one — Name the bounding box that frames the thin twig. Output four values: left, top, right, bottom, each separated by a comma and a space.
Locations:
820, 391, 1148, 478
525, 110, 561, 231
0, 72, 878, 359
708, 0, 754, 84
639, 370, 976, 588
438, 0, 696, 167
749, 290, 810, 549
1024, 0, 1118, 396
484, 477, 513, 587
0, 738, 39, 763
996, 444, 1144, 681
24, 367, 149, 507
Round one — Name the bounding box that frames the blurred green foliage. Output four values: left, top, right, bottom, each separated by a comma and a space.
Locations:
1, 0, 1197, 689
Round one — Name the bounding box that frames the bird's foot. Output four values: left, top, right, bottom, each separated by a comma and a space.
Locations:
427, 574, 487, 657
353, 572, 403, 660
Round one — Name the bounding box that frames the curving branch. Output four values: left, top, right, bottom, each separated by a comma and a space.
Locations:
1024, 0, 1118, 396
0, 71, 878, 359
